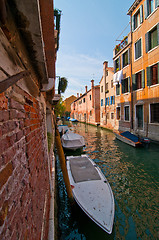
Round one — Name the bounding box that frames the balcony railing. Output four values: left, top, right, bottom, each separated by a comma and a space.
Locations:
115, 36, 128, 55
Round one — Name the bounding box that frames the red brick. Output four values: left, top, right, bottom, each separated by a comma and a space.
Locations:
0, 110, 9, 122
9, 99, 24, 111
16, 130, 24, 141
0, 162, 13, 190
0, 93, 8, 110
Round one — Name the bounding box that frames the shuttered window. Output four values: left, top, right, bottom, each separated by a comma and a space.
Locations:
124, 106, 130, 121
122, 50, 129, 68
133, 70, 145, 90
150, 103, 159, 123
116, 83, 120, 96
147, 63, 159, 86
144, 0, 157, 18
101, 99, 103, 106
135, 38, 142, 59
122, 78, 129, 93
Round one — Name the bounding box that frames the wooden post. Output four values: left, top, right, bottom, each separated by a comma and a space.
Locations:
55, 125, 74, 202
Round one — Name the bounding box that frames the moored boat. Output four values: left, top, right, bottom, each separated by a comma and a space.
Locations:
58, 124, 69, 136
61, 130, 85, 151
66, 154, 115, 234
115, 131, 143, 147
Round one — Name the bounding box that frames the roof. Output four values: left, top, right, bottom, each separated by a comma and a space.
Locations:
127, 0, 142, 15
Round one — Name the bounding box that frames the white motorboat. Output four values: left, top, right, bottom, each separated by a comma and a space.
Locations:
58, 124, 69, 136
61, 130, 85, 151
66, 154, 115, 234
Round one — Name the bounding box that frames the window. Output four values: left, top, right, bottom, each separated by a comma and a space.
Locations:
144, 0, 158, 18
102, 113, 103, 118
111, 80, 113, 88
101, 99, 103, 106
90, 95, 91, 100
114, 57, 120, 72
133, 70, 145, 90
146, 25, 158, 52
150, 103, 159, 123
122, 50, 129, 68
116, 83, 120, 95
124, 106, 130, 121
110, 96, 115, 105
132, 5, 143, 31
135, 38, 142, 59
147, 63, 159, 86
83, 98, 85, 103
105, 83, 108, 93
106, 113, 109, 119
90, 110, 92, 116
116, 107, 121, 120
136, 105, 143, 129
111, 113, 114, 119
122, 77, 130, 93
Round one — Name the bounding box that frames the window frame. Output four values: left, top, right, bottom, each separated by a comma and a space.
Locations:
116, 107, 121, 120
149, 103, 159, 124
124, 105, 130, 122
134, 38, 142, 60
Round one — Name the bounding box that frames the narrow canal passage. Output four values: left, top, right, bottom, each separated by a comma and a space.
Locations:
56, 122, 159, 240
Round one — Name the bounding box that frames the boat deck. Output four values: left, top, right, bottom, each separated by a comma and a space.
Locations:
69, 156, 101, 183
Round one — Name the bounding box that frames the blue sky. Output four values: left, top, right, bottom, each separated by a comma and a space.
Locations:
54, 0, 134, 99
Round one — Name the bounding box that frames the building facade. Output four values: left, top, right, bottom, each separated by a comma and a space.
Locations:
63, 95, 77, 116
71, 80, 100, 125
127, 0, 159, 141
0, 0, 58, 239
100, 61, 115, 130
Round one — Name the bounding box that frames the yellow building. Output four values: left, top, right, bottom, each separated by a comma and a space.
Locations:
63, 95, 77, 115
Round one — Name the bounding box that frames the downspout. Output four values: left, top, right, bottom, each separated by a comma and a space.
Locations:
130, 13, 133, 130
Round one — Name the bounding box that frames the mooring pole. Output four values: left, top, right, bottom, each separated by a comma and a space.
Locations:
55, 124, 74, 202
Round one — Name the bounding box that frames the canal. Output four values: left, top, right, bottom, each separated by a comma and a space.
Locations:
56, 122, 159, 240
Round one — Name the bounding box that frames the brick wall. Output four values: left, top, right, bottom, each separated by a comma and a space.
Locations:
0, 84, 51, 239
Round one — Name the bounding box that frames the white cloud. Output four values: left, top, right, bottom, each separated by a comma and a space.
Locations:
56, 52, 105, 99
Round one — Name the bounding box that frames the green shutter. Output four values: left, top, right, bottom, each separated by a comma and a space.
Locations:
119, 56, 121, 70
132, 15, 135, 31
155, 0, 159, 8
158, 63, 159, 84
147, 67, 151, 86
145, 32, 150, 53
142, 70, 145, 88
140, 5, 143, 23
144, 0, 148, 18
121, 54, 123, 69
128, 48, 130, 65
122, 80, 125, 94
132, 74, 136, 91
128, 77, 130, 92
157, 23, 159, 46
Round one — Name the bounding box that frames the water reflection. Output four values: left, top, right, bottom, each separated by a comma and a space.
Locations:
56, 122, 159, 240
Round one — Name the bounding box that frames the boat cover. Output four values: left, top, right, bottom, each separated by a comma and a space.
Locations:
120, 131, 139, 143
69, 156, 101, 183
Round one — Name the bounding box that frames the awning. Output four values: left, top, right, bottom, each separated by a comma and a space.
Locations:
113, 70, 123, 85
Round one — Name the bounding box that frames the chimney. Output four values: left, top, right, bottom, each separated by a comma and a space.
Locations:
85, 86, 87, 93
80, 93, 82, 97
103, 61, 108, 70
91, 79, 94, 88
77, 93, 79, 98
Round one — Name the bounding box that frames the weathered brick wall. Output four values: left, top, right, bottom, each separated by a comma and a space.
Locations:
0, 84, 51, 239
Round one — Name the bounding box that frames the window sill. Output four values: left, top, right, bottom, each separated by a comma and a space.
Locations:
149, 122, 159, 125
134, 55, 142, 62
133, 88, 144, 92
133, 24, 141, 33
147, 45, 159, 54
122, 64, 130, 70
146, 8, 158, 20
122, 92, 130, 95
149, 83, 159, 88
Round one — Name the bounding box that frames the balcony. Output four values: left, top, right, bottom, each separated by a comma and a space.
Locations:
115, 36, 128, 55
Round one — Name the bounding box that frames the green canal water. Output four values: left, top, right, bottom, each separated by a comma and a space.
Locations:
56, 122, 159, 240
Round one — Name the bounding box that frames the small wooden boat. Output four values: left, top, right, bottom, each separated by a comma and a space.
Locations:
61, 130, 85, 151
66, 155, 115, 234
115, 131, 143, 147
69, 118, 78, 122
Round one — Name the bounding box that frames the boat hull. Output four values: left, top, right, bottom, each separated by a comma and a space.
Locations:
115, 132, 143, 147
66, 155, 115, 234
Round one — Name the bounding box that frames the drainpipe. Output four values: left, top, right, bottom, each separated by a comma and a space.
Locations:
130, 13, 133, 130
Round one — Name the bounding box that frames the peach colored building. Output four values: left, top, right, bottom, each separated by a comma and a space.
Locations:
71, 80, 100, 125
100, 61, 115, 130
63, 95, 77, 115
127, 0, 159, 141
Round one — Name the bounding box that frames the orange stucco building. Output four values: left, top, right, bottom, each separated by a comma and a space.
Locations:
71, 80, 100, 125
113, 0, 159, 141
63, 95, 77, 115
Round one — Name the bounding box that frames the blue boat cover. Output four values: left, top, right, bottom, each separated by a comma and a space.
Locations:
120, 131, 139, 143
